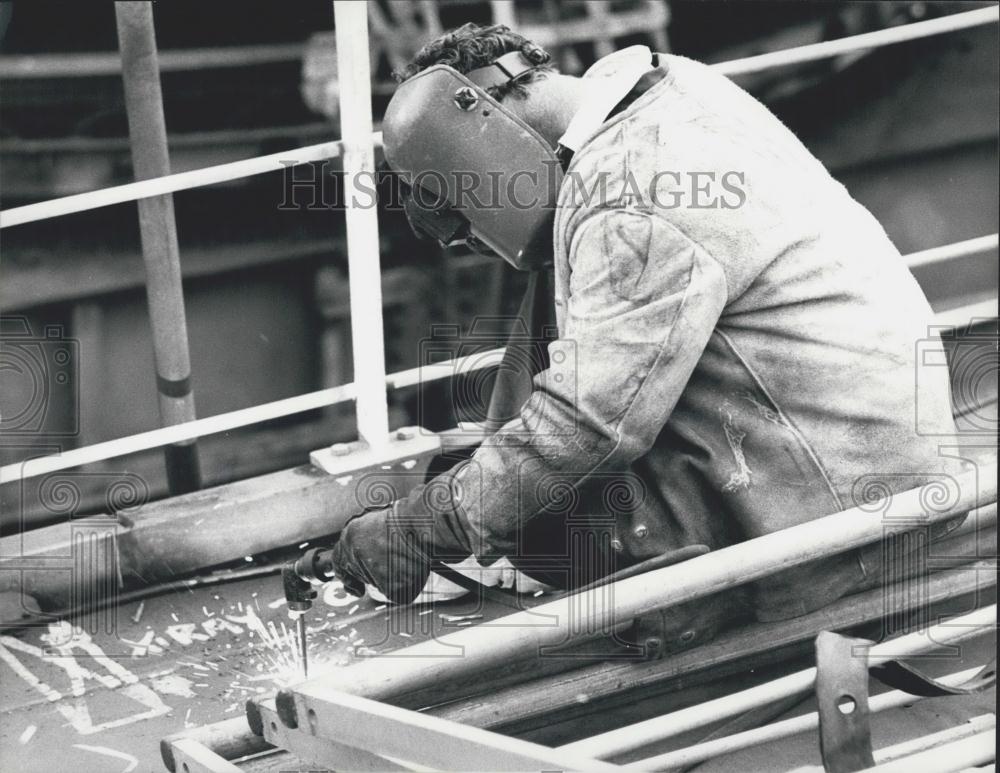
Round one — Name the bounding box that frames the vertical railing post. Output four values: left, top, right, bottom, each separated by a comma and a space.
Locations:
333, 0, 390, 450
115, 2, 201, 493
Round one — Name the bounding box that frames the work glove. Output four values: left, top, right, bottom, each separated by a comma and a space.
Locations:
328, 506, 428, 602
328, 478, 471, 604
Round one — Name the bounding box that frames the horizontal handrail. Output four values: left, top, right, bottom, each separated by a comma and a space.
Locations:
0, 136, 379, 228
0, 42, 305, 78
713, 5, 998, 76
0, 6, 987, 81
0, 346, 504, 485
1, 283, 994, 485
1, 7, 996, 484
931, 297, 999, 330
905, 233, 999, 269
2, 7, 996, 228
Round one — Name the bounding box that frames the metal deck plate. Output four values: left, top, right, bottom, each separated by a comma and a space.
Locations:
0, 570, 541, 772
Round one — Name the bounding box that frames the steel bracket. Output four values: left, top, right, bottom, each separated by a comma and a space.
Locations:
310, 426, 442, 476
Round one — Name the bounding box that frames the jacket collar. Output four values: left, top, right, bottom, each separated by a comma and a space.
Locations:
557, 45, 656, 155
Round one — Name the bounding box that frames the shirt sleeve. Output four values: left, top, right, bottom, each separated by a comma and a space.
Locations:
418, 208, 729, 560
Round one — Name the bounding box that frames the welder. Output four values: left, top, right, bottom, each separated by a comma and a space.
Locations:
286, 24, 966, 652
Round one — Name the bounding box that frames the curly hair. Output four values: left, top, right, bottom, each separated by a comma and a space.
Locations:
393, 23, 555, 102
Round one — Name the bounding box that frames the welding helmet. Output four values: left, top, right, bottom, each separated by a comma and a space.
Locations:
383, 52, 564, 270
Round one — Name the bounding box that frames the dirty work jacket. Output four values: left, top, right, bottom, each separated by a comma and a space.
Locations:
356, 49, 967, 646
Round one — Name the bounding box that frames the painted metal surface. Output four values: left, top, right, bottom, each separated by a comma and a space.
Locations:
332, 0, 390, 451
0, 567, 552, 772
115, 2, 200, 495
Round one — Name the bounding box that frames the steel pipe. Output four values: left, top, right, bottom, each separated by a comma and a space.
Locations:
869, 715, 995, 766
115, 1, 201, 494
268, 467, 996, 716
860, 728, 996, 773
431, 534, 996, 733
562, 604, 996, 760
626, 673, 993, 771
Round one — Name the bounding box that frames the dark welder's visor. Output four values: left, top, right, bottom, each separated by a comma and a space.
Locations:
382, 57, 564, 270
401, 183, 471, 247
400, 181, 501, 259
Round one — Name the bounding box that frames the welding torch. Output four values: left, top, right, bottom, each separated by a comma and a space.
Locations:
282, 547, 337, 678
282, 541, 711, 677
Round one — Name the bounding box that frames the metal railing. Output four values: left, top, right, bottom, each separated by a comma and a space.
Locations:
0, 5, 997, 489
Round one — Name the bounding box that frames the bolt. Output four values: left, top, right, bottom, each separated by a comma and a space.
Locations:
644, 636, 662, 659
634, 524, 648, 538
330, 443, 351, 457
396, 428, 415, 441
680, 629, 697, 644
453, 87, 479, 111
611, 538, 624, 553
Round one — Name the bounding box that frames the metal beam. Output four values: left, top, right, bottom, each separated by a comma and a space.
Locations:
115, 1, 201, 495
177, 550, 992, 766
251, 699, 408, 772
263, 610, 994, 770
433, 547, 997, 734
0, 449, 438, 619
271, 687, 623, 771
161, 718, 271, 773
165, 738, 242, 773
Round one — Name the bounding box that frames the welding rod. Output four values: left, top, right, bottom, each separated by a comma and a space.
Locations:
296, 614, 308, 678
283, 558, 321, 678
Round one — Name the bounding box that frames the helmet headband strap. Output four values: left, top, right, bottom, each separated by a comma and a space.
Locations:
466, 51, 537, 91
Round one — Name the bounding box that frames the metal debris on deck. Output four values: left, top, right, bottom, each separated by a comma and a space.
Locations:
439, 613, 483, 623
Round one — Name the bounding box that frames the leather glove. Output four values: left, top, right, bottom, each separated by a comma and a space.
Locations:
328, 505, 431, 603
328, 474, 472, 604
